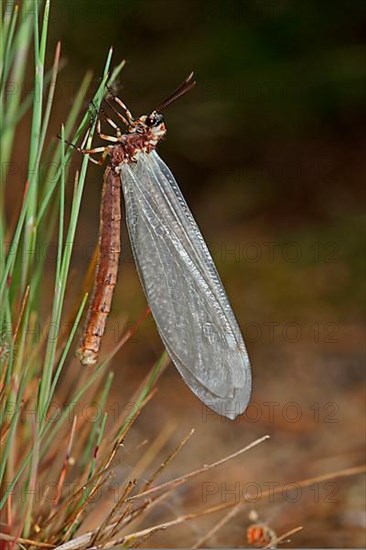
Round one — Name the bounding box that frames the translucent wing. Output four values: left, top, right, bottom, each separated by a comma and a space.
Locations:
120, 150, 251, 419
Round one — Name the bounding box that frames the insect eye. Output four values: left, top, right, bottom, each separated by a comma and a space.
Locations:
146, 112, 164, 127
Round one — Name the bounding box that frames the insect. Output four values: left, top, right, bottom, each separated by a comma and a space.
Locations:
75, 73, 252, 419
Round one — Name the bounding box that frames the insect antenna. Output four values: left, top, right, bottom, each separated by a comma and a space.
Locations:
156, 71, 196, 111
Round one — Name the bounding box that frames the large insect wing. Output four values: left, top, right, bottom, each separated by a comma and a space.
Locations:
165, 343, 251, 419
120, 151, 251, 418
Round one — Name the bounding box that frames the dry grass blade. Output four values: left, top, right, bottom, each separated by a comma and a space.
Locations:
11, 285, 30, 344
0, 284, 29, 388
106, 509, 211, 548
100, 387, 158, 473
265, 525, 304, 548
52, 415, 77, 508
46, 372, 157, 520
118, 429, 197, 535
128, 434, 270, 502
142, 428, 195, 493
108, 489, 172, 538
103, 352, 169, 448
59, 471, 109, 543
41, 374, 161, 536
0, 533, 54, 548
97, 479, 138, 543
52, 507, 205, 550
190, 504, 239, 549
49, 436, 269, 550
126, 422, 176, 487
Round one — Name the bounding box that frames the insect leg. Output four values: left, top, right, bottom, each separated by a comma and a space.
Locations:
97, 107, 123, 140
105, 84, 133, 124
60, 135, 108, 165
96, 118, 119, 143
80, 146, 109, 165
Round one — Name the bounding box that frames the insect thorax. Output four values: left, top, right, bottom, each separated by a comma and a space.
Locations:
109, 115, 166, 170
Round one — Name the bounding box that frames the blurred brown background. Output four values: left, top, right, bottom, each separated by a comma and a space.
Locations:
43, 0, 365, 546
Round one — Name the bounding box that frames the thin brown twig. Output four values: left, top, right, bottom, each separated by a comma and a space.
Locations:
105, 480, 138, 540
0, 194, 31, 386
101, 387, 158, 471
44, 386, 161, 534
143, 428, 195, 493
110, 512, 199, 548
54, 508, 203, 550
128, 435, 270, 501
0, 533, 53, 548
12, 285, 30, 345
44, 382, 159, 529
127, 421, 176, 486
41, 459, 110, 530
53, 415, 77, 507
190, 504, 239, 549
90, 479, 138, 546
118, 489, 175, 534
101, 356, 166, 452
45, 380, 158, 530
60, 470, 109, 543
266, 525, 303, 548
50, 436, 269, 550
